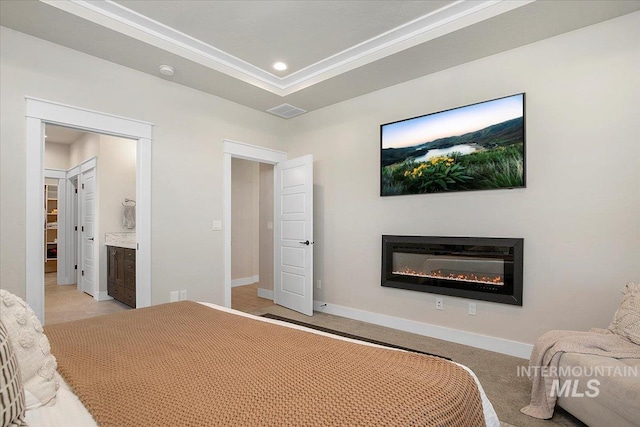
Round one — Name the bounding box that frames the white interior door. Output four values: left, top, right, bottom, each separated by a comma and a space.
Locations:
80, 167, 96, 296
274, 155, 313, 316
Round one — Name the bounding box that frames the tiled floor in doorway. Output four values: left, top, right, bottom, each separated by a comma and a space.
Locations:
45, 272, 130, 325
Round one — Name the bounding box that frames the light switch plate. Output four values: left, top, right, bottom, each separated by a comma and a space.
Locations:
212, 220, 223, 231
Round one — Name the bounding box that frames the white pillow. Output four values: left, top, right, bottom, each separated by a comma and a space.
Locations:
609, 282, 640, 345
0, 290, 58, 409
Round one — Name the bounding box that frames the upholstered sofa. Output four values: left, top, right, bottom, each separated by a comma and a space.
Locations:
522, 283, 640, 426
557, 283, 640, 426
556, 351, 640, 426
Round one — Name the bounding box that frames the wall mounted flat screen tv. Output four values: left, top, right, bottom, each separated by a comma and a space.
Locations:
381, 93, 525, 196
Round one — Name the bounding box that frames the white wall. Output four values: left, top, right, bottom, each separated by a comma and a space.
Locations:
69, 133, 99, 167
44, 142, 70, 169
0, 26, 287, 304
231, 158, 259, 282
286, 12, 640, 344
97, 135, 136, 293
259, 163, 274, 292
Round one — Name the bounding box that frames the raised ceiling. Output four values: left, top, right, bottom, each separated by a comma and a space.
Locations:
2, 1, 639, 116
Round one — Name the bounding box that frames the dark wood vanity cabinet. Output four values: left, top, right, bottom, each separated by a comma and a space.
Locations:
107, 246, 136, 308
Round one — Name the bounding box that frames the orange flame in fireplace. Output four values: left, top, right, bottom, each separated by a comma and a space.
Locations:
393, 268, 504, 286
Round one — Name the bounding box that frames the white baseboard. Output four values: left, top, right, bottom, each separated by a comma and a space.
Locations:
312, 300, 533, 359
231, 275, 259, 287
94, 291, 113, 302
257, 288, 274, 300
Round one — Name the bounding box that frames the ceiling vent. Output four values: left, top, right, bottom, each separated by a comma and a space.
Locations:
266, 103, 307, 119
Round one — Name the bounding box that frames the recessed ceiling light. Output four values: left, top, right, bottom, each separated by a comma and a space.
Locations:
273, 62, 287, 71
159, 64, 175, 76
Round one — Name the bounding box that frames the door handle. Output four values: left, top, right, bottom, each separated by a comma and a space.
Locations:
88, 237, 94, 241
299, 240, 314, 246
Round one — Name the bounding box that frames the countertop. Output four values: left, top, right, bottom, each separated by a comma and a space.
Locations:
105, 232, 136, 250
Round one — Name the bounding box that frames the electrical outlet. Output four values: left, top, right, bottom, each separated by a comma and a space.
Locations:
316, 280, 322, 289
435, 297, 443, 310
179, 290, 187, 301
169, 291, 179, 302
468, 302, 477, 316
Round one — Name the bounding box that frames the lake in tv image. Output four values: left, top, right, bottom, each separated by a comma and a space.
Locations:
380, 93, 525, 196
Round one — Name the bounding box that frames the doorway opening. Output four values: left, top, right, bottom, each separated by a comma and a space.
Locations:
223, 141, 287, 310
43, 124, 137, 324
230, 158, 274, 313
223, 140, 314, 316
25, 97, 152, 324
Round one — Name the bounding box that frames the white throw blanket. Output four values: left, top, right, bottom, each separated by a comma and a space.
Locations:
521, 328, 640, 419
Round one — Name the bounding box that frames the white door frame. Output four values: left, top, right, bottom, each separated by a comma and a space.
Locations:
223, 140, 287, 308
26, 97, 153, 323
77, 162, 98, 296
62, 158, 97, 288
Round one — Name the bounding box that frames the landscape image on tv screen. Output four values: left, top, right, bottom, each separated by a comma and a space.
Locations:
381, 93, 525, 196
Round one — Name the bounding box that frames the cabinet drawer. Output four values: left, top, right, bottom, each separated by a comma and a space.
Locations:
124, 261, 136, 287
108, 282, 124, 302
124, 249, 136, 261
124, 275, 136, 289
123, 287, 136, 308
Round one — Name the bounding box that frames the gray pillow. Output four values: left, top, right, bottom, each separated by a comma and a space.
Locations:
1, 320, 27, 427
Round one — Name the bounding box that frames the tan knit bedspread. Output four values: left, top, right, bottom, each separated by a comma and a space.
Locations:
45, 301, 485, 426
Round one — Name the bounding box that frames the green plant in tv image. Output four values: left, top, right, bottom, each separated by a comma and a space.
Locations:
381, 143, 524, 195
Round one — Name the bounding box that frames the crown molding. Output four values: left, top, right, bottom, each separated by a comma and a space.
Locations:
278, 0, 533, 95
41, 0, 533, 97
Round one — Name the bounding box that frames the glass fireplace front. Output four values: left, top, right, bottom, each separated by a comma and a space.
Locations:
382, 236, 523, 305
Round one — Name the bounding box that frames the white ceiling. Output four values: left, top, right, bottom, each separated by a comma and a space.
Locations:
2, 1, 639, 117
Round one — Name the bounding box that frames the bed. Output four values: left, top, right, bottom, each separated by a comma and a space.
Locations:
2, 296, 500, 426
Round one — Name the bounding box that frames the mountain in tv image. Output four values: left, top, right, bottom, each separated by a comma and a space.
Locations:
381, 117, 524, 196
382, 117, 523, 167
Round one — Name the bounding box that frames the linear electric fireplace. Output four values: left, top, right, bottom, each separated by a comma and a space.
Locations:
382, 236, 523, 306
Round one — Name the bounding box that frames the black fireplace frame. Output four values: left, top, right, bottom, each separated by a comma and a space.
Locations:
382, 235, 523, 306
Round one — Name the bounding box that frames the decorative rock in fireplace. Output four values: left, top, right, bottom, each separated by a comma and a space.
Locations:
381, 236, 523, 306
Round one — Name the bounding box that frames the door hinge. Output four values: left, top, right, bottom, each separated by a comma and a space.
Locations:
81, 270, 84, 276
82, 183, 85, 189
74, 265, 77, 270
75, 188, 78, 194
74, 226, 78, 231
82, 226, 84, 232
